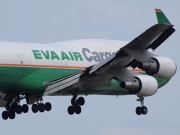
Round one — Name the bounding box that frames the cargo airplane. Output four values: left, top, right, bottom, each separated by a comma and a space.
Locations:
0, 9, 176, 120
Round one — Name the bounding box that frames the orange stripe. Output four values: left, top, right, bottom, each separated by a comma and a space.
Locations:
133, 69, 144, 72
0, 63, 145, 72
0, 63, 86, 69
155, 8, 162, 12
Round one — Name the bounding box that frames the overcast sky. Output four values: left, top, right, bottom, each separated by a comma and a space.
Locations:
0, 1, 179, 135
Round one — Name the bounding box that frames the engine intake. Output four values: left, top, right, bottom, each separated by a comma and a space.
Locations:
138, 56, 176, 78
120, 75, 158, 96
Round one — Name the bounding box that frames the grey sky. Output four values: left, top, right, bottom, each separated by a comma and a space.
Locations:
0, 1, 179, 135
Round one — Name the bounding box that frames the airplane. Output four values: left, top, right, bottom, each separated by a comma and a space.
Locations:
0, 8, 176, 120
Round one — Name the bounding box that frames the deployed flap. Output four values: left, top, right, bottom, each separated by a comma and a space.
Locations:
43, 70, 84, 96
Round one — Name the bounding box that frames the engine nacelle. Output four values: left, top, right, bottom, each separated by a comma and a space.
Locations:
120, 75, 158, 96
138, 56, 176, 78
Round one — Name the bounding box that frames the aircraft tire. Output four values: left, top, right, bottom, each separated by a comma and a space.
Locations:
77, 97, 85, 106
8, 111, 15, 119
74, 105, 81, 114
32, 104, 38, 113
15, 105, 22, 114
71, 98, 76, 106
136, 106, 141, 115
45, 102, 52, 111
22, 104, 29, 113
68, 106, 74, 115
141, 106, 148, 115
38, 103, 45, 113
2, 111, 8, 120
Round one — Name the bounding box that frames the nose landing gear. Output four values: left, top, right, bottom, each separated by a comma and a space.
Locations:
135, 96, 148, 115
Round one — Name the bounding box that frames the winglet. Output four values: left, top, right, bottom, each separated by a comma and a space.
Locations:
155, 8, 171, 24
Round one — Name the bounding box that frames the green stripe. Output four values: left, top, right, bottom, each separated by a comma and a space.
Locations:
0, 66, 170, 95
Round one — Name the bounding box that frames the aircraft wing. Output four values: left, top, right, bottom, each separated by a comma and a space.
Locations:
123, 8, 175, 50
122, 24, 174, 50
43, 9, 175, 96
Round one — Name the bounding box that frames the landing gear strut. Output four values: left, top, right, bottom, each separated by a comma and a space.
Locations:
135, 96, 148, 115
67, 95, 85, 115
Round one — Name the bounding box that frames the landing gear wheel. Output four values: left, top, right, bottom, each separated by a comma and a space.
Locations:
38, 103, 45, 113
69, 94, 85, 115
71, 98, 76, 106
8, 111, 15, 119
32, 104, 38, 113
68, 106, 74, 115
15, 105, 22, 114
74, 105, 81, 114
136, 106, 142, 115
141, 106, 148, 115
22, 104, 29, 113
77, 97, 85, 106
45, 102, 52, 111
2, 111, 8, 120
136, 96, 148, 115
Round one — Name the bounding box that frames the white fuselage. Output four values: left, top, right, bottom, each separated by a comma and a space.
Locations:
0, 39, 129, 67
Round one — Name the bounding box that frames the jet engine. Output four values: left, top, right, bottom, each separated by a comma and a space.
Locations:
138, 56, 176, 78
120, 75, 158, 96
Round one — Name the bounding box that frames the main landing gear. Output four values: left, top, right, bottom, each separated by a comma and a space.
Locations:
67, 95, 85, 115
1, 96, 52, 120
31, 100, 52, 113
135, 96, 148, 115
2, 101, 29, 120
